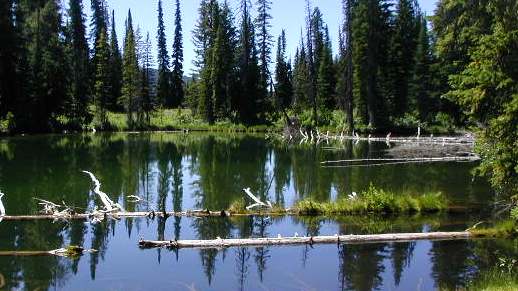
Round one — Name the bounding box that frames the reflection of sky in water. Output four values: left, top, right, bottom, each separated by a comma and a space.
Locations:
0, 133, 505, 290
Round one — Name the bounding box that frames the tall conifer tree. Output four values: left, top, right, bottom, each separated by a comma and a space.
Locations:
66, 0, 91, 127
121, 9, 139, 127
156, 0, 171, 107
171, 0, 184, 108
109, 10, 122, 111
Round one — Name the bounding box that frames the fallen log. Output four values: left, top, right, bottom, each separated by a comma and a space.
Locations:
0, 246, 97, 258
138, 231, 472, 249
0, 203, 480, 221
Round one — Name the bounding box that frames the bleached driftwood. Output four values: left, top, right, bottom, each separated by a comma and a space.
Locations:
0, 191, 5, 222
82, 171, 123, 212
321, 155, 481, 166
0, 246, 97, 258
138, 231, 472, 249
243, 188, 272, 210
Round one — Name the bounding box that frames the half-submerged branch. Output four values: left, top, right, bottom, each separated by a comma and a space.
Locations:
138, 231, 472, 249
0, 246, 97, 258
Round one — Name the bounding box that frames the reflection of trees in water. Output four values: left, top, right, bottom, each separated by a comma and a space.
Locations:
235, 247, 251, 291
430, 240, 475, 290
0, 133, 495, 290
339, 243, 386, 291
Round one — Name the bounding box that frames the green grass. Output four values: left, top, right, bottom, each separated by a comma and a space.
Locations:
294, 186, 448, 216
463, 269, 518, 291
469, 220, 518, 238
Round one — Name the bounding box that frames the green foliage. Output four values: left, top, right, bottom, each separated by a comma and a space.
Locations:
470, 220, 518, 238
445, 1, 518, 197
511, 206, 518, 221
465, 268, 518, 291
294, 185, 448, 215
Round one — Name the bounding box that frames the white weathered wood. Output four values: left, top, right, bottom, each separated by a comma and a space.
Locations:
243, 188, 272, 210
82, 171, 123, 212
139, 231, 472, 249
321, 156, 480, 165
0, 191, 5, 222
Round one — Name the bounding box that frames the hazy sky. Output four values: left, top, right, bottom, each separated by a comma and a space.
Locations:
88, 0, 438, 74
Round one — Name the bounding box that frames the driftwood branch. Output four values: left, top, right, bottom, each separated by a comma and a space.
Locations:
0, 191, 5, 222
139, 231, 472, 249
243, 188, 272, 210
82, 170, 123, 212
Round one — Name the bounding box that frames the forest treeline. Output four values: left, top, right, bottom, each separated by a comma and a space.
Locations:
0, 0, 516, 194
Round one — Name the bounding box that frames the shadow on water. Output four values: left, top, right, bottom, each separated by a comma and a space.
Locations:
0, 132, 507, 290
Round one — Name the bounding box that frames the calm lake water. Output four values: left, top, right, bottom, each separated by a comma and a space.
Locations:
0, 132, 515, 290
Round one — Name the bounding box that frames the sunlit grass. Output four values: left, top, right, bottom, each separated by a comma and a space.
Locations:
463, 268, 518, 291
294, 185, 448, 215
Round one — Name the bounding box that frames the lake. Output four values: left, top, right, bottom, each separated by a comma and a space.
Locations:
0, 132, 515, 290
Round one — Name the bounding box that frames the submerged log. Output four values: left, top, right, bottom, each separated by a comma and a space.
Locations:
138, 231, 472, 249
0, 204, 480, 221
0, 246, 97, 257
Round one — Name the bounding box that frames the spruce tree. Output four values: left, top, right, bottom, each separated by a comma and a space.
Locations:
0, 0, 20, 120
305, 0, 318, 127
352, 0, 390, 128
390, 0, 418, 117
341, 0, 354, 133
139, 32, 154, 126
171, 0, 184, 108
109, 10, 122, 111
292, 36, 310, 112
410, 15, 434, 122
66, 0, 91, 128
274, 30, 293, 122
317, 26, 336, 110
237, 0, 261, 124
93, 27, 111, 127
24, 0, 68, 131
255, 0, 273, 116
156, 0, 171, 107
121, 9, 140, 128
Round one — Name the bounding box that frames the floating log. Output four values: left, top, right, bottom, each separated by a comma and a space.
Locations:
0, 246, 97, 257
138, 231, 472, 249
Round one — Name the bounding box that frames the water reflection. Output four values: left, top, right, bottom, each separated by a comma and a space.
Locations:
0, 133, 501, 290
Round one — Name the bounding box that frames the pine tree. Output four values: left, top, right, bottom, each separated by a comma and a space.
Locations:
156, 0, 171, 107
352, 0, 390, 129
410, 15, 435, 122
23, 0, 68, 131
390, 0, 418, 117
0, 0, 20, 120
237, 0, 261, 124
274, 30, 293, 122
93, 27, 111, 127
317, 26, 336, 110
66, 0, 91, 128
171, 0, 184, 108
109, 10, 122, 111
341, 0, 354, 133
255, 0, 273, 116
292, 35, 310, 112
139, 32, 154, 126
121, 9, 140, 128
305, 0, 318, 127
193, 0, 217, 123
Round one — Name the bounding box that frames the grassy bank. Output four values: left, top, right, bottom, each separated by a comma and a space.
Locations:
229, 186, 449, 216
463, 269, 518, 291
294, 186, 448, 215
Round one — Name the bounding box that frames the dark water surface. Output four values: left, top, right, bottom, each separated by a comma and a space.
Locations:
0, 133, 514, 290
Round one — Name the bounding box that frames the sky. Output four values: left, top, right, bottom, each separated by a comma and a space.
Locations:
86, 0, 438, 74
